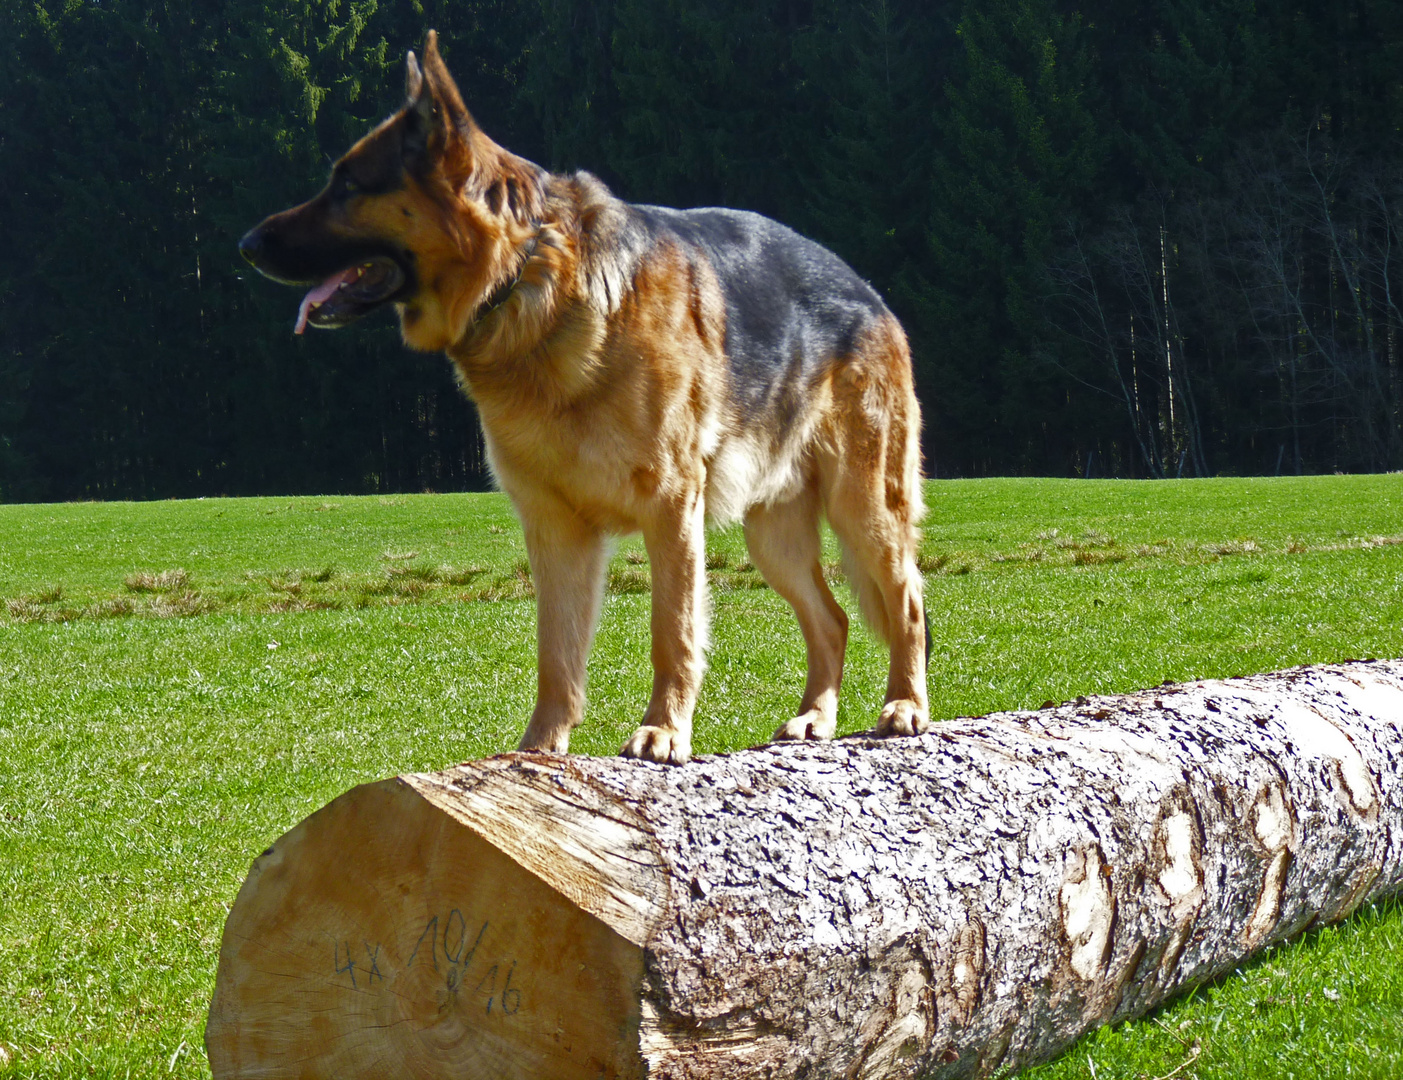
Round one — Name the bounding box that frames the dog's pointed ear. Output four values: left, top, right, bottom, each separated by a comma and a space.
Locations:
420, 31, 470, 125
402, 30, 475, 173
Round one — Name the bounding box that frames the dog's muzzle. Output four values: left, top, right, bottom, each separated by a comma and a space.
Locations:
238, 222, 411, 333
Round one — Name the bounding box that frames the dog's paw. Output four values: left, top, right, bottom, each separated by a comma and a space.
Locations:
517, 721, 572, 754
620, 724, 692, 765
517, 734, 570, 754
875, 699, 930, 738
771, 710, 837, 743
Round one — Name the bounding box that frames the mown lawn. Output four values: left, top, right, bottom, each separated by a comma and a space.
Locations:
1, 475, 1401, 1078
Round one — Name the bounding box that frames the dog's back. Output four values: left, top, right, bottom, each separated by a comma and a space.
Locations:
635, 205, 890, 406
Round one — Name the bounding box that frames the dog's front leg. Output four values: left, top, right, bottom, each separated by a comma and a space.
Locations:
621, 491, 707, 765
516, 512, 609, 754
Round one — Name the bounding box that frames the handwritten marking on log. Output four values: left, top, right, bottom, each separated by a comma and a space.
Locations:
332, 940, 384, 988
407, 913, 438, 970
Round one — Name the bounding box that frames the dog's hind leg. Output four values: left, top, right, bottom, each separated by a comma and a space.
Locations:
822, 329, 929, 738
827, 486, 929, 737
516, 508, 610, 754
621, 489, 709, 765
744, 484, 848, 742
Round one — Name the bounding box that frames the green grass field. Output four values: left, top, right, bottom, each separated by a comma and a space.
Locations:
2, 475, 1401, 1078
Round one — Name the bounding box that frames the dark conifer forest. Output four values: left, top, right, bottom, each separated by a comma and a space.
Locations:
3, 1, 1403, 500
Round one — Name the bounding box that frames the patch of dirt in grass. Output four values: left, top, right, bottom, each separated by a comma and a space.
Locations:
359, 574, 431, 602
6, 598, 44, 622
917, 553, 973, 575
1056, 528, 1118, 550
389, 565, 440, 585
1074, 549, 1129, 566
7, 569, 224, 623
989, 546, 1044, 564
7, 583, 69, 618
708, 569, 770, 590
1285, 533, 1403, 554
124, 568, 190, 593
1200, 539, 1260, 557
148, 591, 214, 618
14, 596, 133, 622
470, 574, 535, 602
608, 567, 652, 594
699, 552, 769, 590
269, 597, 341, 613
445, 560, 536, 603
440, 567, 487, 586
89, 598, 134, 619
7, 560, 534, 622
964, 531, 1304, 572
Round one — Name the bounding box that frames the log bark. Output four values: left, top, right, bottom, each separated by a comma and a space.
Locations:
206, 660, 1403, 1079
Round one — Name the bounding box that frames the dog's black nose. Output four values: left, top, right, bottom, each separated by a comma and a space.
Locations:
238, 228, 264, 266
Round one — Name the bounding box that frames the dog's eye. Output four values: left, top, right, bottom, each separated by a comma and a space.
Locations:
331, 172, 360, 199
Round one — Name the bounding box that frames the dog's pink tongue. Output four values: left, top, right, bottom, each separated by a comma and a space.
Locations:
295, 268, 358, 334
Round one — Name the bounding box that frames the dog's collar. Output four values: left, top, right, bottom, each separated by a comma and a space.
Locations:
474, 231, 540, 322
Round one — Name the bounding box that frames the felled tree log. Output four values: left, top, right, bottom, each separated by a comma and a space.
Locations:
206, 660, 1403, 1079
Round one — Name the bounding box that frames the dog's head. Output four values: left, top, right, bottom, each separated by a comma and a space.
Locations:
239, 31, 544, 352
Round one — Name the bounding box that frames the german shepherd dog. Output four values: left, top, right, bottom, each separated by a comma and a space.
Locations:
240, 32, 929, 764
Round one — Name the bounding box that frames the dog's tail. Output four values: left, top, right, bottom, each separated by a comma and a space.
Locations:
836, 545, 934, 667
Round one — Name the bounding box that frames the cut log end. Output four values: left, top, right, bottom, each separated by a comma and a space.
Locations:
205, 779, 646, 1079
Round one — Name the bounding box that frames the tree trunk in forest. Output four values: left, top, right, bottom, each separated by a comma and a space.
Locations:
206, 660, 1403, 1079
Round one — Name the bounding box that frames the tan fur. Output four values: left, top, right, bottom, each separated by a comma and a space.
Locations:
247, 32, 930, 763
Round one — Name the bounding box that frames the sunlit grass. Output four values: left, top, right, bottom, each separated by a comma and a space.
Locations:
1, 474, 1401, 1077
